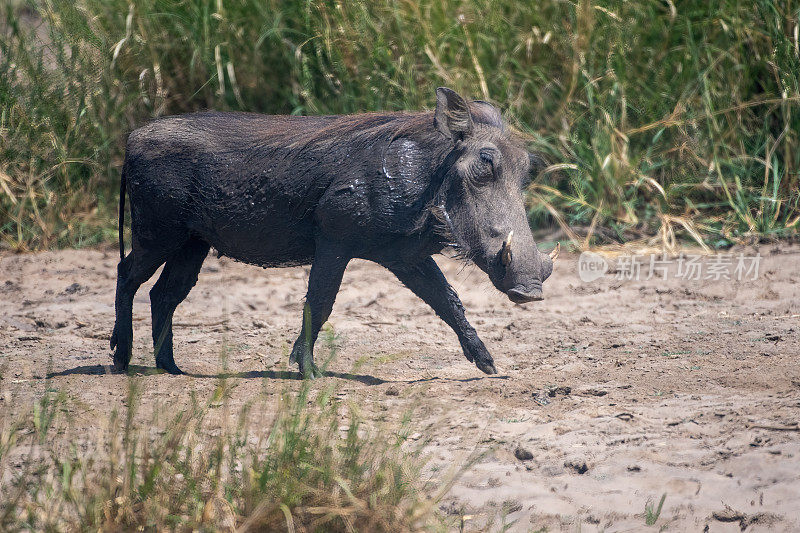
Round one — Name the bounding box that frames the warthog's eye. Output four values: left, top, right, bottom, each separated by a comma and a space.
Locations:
472, 149, 497, 185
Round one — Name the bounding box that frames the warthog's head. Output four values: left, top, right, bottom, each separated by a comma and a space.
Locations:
431, 87, 557, 303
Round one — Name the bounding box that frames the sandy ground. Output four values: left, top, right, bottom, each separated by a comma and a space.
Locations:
1, 244, 799, 531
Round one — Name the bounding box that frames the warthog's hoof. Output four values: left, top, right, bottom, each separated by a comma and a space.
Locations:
156, 361, 184, 375
112, 348, 131, 373
299, 361, 324, 379
475, 358, 498, 375
462, 339, 496, 375
290, 341, 323, 379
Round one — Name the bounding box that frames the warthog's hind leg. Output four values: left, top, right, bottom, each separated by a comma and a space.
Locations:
111, 249, 166, 372
149, 238, 210, 374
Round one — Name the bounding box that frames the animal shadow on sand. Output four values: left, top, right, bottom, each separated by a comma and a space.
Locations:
47, 364, 386, 385
47, 364, 510, 386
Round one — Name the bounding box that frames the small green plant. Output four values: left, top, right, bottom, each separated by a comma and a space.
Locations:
645, 492, 667, 526
31, 386, 67, 443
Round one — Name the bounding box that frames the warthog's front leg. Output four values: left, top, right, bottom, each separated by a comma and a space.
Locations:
386, 256, 497, 375
290, 241, 350, 378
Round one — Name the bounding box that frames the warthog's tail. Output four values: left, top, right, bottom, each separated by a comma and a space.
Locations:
118, 164, 127, 260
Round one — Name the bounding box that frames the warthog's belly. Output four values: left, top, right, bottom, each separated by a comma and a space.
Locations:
196, 203, 317, 268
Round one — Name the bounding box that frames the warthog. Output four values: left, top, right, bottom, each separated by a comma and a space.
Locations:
111, 87, 557, 377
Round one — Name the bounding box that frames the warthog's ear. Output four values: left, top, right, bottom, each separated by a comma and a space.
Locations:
527, 152, 547, 185
469, 100, 503, 129
435, 87, 473, 141
529, 152, 547, 174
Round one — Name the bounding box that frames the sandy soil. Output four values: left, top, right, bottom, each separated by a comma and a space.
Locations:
1, 245, 799, 531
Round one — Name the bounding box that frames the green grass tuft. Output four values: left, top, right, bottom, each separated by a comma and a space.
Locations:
644, 492, 667, 526
0, 373, 441, 531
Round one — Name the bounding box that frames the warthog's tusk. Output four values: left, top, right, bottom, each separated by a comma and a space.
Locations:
549, 242, 560, 261
501, 231, 513, 266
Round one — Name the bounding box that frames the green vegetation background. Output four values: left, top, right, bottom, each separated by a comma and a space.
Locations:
2, 0, 799, 251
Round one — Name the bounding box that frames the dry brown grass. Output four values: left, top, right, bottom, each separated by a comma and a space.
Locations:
0, 348, 451, 532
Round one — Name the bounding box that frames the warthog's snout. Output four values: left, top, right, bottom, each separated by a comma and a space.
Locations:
507, 283, 544, 303
499, 237, 558, 304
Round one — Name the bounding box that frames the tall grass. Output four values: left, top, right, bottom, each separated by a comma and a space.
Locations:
1, 0, 799, 250
0, 375, 441, 531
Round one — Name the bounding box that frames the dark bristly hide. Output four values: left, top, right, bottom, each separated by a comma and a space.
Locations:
111, 87, 554, 378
